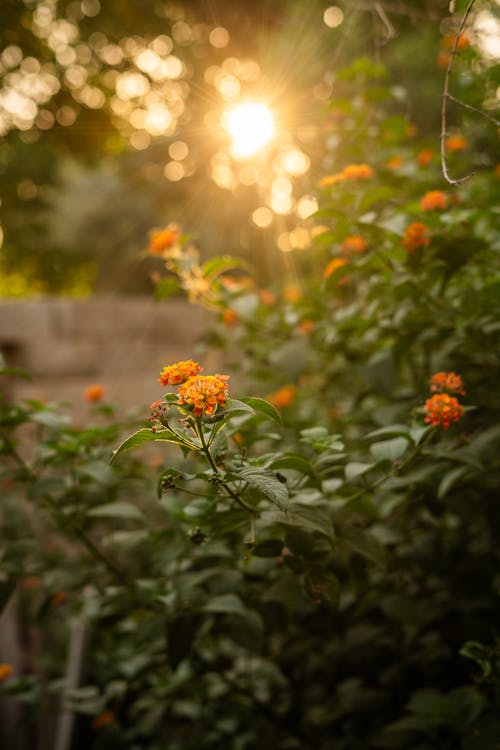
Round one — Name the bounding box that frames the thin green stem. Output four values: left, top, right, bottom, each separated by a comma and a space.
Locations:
344, 427, 436, 506
195, 417, 259, 515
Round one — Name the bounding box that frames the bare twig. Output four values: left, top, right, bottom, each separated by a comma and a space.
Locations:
446, 92, 500, 128
440, 0, 477, 185
374, 1, 397, 41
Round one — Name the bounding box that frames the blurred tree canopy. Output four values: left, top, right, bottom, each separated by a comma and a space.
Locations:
0, 0, 498, 293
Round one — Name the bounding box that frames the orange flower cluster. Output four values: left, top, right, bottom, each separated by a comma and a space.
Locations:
445, 134, 468, 152
158, 360, 202, 386
0, 664, 13, 683
429, 371, 465, 395
260, 289, 277, 306
283, 284, 302, 302
84, 384, 106, 403
267, 384, 296, 408
178, 374, 230, 416
417, 148, 434, 167
318, 163, 374, 187
222, 308, 237, 327
324, 257, 347, 279
387, 156, 404, 171
341, 235, 368, 254
424, 394, 464, 430
443, 33, 470, 50
421, 190, 448, 211
402, 222, 430, 254
423, 371, 465, 429
148, 224, 181, 256
92, 711, 115, 730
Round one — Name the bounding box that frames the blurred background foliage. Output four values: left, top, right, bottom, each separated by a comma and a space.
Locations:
1, 0, 498, 295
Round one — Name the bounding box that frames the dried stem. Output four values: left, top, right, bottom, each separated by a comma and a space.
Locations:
440, 0, 477, 185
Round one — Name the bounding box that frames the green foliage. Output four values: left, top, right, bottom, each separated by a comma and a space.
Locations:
1, 7, 500, 748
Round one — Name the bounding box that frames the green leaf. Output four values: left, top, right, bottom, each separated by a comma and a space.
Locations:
155, 276, 180, 301
203, 593, 246, 616
366, 425, 412, 441
345, 462, 376, 482
337, 523, 386, 567
438, 465, 474, 499
110, 427, 191, 463
269, 454, 318, 482
369, 437, 409, 462
201, 255, 250, 280
231, 465, 289, 511
240, 397, 282, 425
300, 427, 344, 453
266, 503, 335, 544
87, 502, 145, 521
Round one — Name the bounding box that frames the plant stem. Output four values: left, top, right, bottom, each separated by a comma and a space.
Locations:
195, 417, 259, 515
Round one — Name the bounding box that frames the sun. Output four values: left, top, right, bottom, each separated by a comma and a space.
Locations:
223, 102, 276, 159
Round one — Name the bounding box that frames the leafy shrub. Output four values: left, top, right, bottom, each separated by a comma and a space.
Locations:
1, 51, 500, 750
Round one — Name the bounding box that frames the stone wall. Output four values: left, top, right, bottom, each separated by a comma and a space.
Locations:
0, 296, 219, 413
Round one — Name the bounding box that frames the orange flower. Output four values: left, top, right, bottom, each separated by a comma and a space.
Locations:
341, 235, 368, 254
402, 222, 430, 254
417, 148, 434, 167
267, 384, 296, 408
0, 664, 13, 683
84, 384, 106, 403
495, 164, 500, 178
260, 289, 277, 306
429, 372, 465, 395
342, 163, 374, 180
51, 592, 68, 606
222, 309, 237, 327
178, 374, 229, 416
92, 711, 115, 730
318, 173, 345, 188
283, 284, 302, 302
387, 156, 404, 171
442, 34, 470, 50
437, 51, 450, 70
297, 319, 314, 334
318, 163, 373, 187
424, 393, 463, 430
158, 360, 202, 387
324, 257, 347, 279
148, 224, 181, 256
421, 190, 449, 211
445, 134, 468, 152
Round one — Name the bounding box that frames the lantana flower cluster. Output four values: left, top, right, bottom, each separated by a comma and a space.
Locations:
152, 360, 230, 420
424, 371, 465, 429
402, 222, 430, 254
318, 163, 374, 188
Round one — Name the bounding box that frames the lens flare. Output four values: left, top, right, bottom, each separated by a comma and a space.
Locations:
223, 102, 275, 159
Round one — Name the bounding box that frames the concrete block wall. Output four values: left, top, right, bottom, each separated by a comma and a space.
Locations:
0, 296, 220, 414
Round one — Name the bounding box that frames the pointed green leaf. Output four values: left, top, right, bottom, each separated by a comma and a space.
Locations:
201, 255, 250, 280
266, 503, 335, 543
231, 465, 289, 511
370, 437, 409, 462
110, 428, 190, 463
203, 593, 246, 615
338, 524, 386, 568
269, 454, 318, 480
240, 397, 282, 425
345, 462, 376, 482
